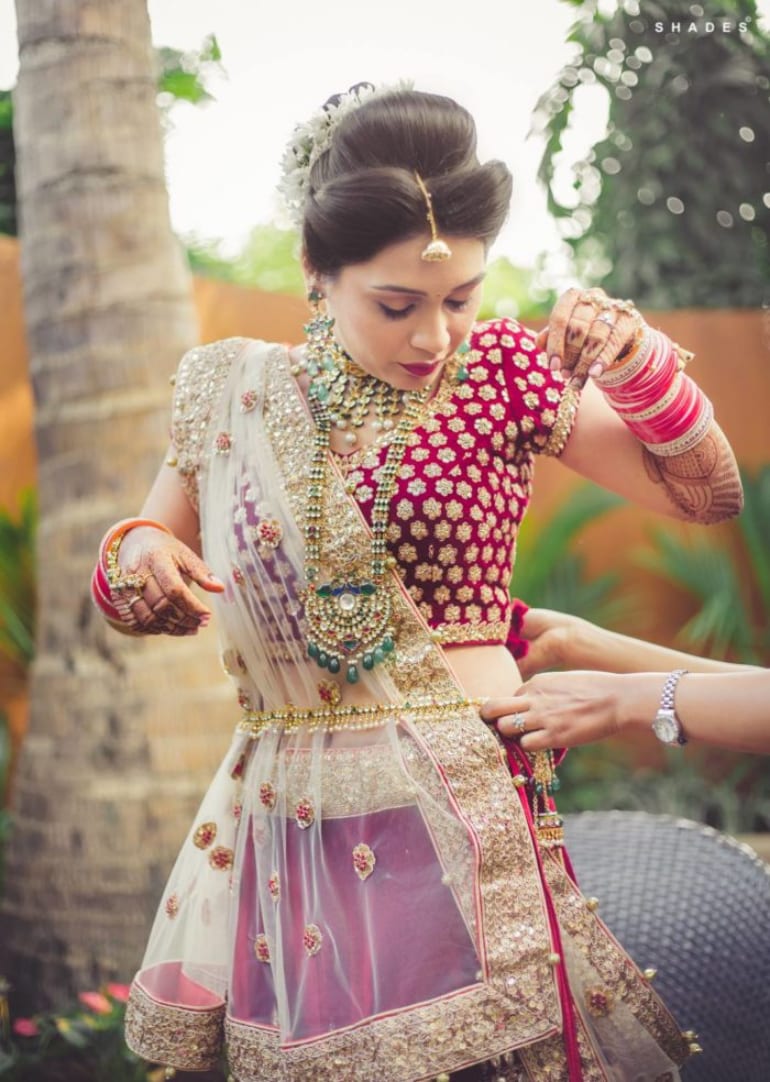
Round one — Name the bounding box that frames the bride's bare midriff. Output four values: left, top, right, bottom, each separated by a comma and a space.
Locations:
443, 643, 523, 701
276, 645, 521, 750
333, 643, 522, 708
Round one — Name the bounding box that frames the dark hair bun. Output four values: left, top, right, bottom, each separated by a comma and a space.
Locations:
303, 89, 512, 274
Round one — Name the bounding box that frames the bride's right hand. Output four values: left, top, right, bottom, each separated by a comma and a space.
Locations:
117, 526, 225, 635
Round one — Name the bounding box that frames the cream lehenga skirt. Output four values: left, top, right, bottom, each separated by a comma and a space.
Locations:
125, 700, 692, 1082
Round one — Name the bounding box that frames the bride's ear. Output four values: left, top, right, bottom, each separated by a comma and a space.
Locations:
301, 249, 320, 295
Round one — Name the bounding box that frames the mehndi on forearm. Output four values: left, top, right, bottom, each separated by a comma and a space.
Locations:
642, 422, 743, 524
597, 327, 742, 523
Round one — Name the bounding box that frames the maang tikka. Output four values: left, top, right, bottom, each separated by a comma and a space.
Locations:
414, 172, 452, 262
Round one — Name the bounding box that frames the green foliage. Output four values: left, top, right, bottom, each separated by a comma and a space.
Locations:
477, 257, 556, 322
0, 490, 37, 673
0, 90, 16, 236
557, 742, 770, 833
155, 34, 223, 111
187, 225, 306, 296
512, 481, 629, 626
637, 464, 770, 662
534, 0, 770, 306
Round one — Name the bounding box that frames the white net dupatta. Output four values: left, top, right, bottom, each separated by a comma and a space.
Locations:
125, 342, 688, 1082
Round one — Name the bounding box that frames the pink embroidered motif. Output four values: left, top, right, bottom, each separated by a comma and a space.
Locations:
214, 431, 233, 455
240, 389, 259, 412
253, 518, 283, 549
303, 924, 323, 956
165, 893, 180, 919
268, 872, 280, 902
585, 987, 615, 1017
317, 679, 341, 707
352, 843, 376, 881
193, 822, 217, 850
232, 566, 245, 586
295, 798, 315, 830
209, 846, 234, 872
254, 934, 271, 963
259, 782, 277, 811
232, 799, 243, 822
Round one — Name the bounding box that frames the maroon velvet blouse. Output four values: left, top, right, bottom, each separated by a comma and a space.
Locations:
336, 318, 580, 649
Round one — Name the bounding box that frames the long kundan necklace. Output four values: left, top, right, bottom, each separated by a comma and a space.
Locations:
299, 299, 433, 684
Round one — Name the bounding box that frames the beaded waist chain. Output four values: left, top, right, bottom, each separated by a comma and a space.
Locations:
235, 696, 482, 737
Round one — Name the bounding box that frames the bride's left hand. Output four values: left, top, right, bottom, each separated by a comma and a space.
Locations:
535, 286, 642, 385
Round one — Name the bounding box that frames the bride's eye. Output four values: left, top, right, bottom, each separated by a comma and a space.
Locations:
379, 304, 415, 320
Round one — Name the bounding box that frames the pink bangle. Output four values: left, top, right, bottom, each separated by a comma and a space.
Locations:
641, 395, 714, 457
622, 376, 708, 445
602, 331, 678, 408
599, 329, 711, 456
90, 564, 121, 622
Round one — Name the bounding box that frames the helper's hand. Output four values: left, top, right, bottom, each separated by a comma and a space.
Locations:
516, 607, 583, 680
116, 526, 225, 635
535, 286, 642, 384
480, 670, 626, 752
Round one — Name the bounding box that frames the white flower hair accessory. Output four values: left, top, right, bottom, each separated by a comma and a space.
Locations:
278, 80, 414, 228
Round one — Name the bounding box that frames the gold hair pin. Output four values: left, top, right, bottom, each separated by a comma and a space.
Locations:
414, 172, 452, 262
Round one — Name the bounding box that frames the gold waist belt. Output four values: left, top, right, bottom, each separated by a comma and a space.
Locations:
236, 695, 482, 736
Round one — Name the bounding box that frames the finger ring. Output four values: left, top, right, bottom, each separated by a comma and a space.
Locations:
126, 592, 144, 610
512, 714, 527, 734
599, 297, 640, 321
112, 570, 150, 593
595, 312, 615, 326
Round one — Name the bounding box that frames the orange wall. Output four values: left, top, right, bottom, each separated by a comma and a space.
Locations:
0, 236, 35, 514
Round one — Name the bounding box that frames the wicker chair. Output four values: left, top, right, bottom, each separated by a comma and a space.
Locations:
564, 811, 770, 1081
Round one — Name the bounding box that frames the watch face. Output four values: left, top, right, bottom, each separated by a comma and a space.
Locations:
653, 711, 680, 744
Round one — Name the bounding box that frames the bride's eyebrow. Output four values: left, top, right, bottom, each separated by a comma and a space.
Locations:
370, 272, 487, 296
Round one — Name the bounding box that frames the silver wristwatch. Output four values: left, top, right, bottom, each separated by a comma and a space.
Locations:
652, 669, 689, 746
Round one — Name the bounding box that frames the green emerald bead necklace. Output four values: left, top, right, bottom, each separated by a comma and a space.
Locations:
303, 379, 428, 683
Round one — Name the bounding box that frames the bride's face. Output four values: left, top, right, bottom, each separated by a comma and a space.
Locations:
315, 234, 487, 390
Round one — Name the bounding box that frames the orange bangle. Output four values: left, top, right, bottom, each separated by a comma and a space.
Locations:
99, 517, 173, 590
98, 517, 173, 562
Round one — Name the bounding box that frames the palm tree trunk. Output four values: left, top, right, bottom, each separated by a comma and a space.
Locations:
2, 0, 231, 1010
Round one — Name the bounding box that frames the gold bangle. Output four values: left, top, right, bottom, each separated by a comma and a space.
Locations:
101, 518, 172, 590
